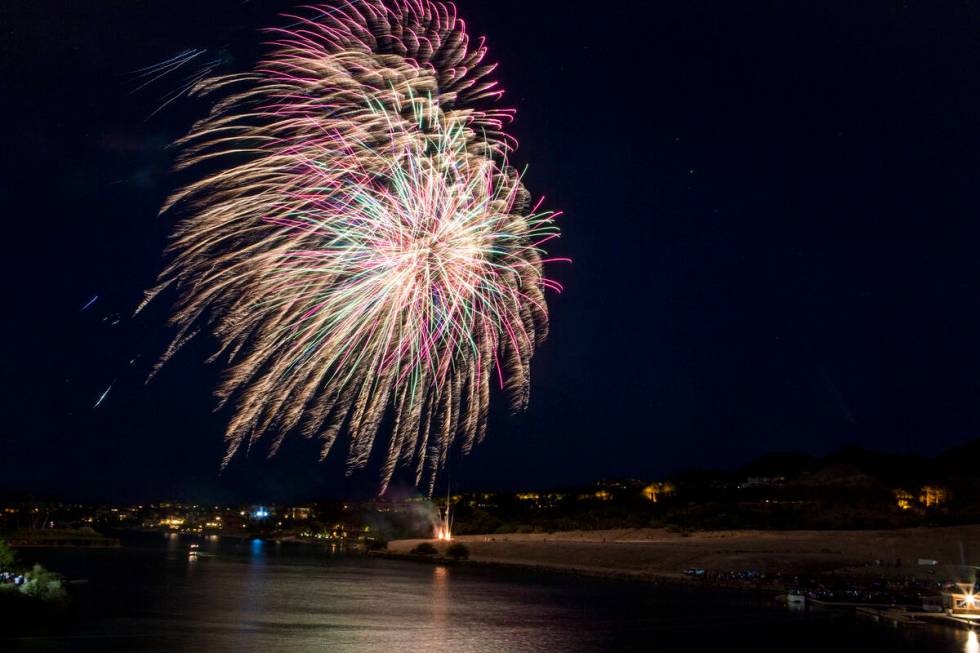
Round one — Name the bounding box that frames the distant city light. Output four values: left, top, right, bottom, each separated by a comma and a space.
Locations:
253, 508, 269, 519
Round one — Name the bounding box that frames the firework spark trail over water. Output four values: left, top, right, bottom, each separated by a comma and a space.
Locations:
142, 1, 564, 493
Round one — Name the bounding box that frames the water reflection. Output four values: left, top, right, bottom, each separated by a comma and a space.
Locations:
164, 531, 179, 558
431, 565, 450, 629
10, 533, 967, 653
250, 538, 265, 562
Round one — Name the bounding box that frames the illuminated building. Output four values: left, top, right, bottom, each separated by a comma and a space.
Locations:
642, 482, 676, 503
893, 489, 914, 510
948, 583, 980, 617
287, 506, 313, 520
918, 485, 949, 508
894, 485, 950, 510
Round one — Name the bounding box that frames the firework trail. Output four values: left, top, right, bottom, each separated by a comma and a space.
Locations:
129, 48, 231, 118
80, 295, 99, 312
142, 1, 564, 493
94, 381, 114, 409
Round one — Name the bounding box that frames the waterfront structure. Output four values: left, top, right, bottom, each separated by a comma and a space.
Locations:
948, 583, 980, 620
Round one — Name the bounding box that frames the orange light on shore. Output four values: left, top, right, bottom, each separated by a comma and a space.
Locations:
435, 527, 451, 541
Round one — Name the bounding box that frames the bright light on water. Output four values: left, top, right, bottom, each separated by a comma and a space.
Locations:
18, 532, 969, 651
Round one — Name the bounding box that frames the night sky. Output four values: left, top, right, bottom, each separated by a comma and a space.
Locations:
3, 1, 980, 502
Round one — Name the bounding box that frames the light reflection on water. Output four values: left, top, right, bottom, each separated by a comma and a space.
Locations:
6, 532, 971, 653
250, 538, 265, 561
431, 565, 450, 630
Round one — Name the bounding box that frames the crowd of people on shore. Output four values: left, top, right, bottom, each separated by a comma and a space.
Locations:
1, 570, 26, 587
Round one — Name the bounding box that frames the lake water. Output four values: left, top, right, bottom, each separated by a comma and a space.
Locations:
3, 532, 970, 652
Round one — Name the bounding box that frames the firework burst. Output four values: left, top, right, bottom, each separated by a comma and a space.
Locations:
142, 1, 564, 493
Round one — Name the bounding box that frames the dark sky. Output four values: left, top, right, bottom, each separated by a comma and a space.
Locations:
3, 1, 980, 502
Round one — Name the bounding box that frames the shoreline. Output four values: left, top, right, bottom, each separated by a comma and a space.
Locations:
381, 526, 980, 611
379, 526, 980, 632
368, 549, 778, 592
385, 526, 980, 578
